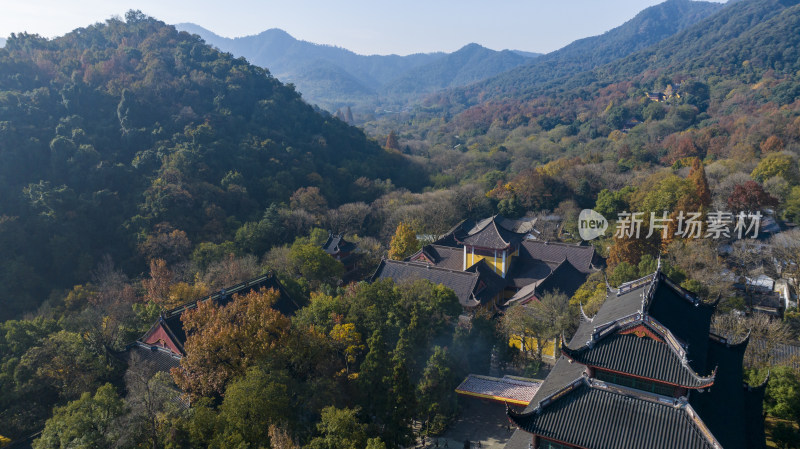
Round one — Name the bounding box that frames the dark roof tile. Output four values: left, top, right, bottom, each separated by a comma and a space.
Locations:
509, 381, 716, 449
322, 234, 356, 255
646, 275, 714, 374
535, 259, 589, 298
460, 217, 524, 249
505, 258, 554, 289
689, 337, 753, 449
409, 244, 464, 271
522, 241, 596, 273
564, 332, 714, 388
120, 341, 182, 375
371, 259, 483, 307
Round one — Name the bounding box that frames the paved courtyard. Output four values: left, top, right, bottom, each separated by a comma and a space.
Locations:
414, 398, 515, 449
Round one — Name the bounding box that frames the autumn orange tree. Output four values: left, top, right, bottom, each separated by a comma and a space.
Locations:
385, 131, 400, 150
172, 288, 291, 398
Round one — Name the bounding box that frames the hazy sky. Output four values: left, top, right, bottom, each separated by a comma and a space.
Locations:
1, 0, 726, 55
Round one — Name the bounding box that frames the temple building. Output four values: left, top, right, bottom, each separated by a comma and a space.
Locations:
123, 273, 299, 372
504, 269, 767, 449
321, 233, 360, 279
371, 215, 601, 311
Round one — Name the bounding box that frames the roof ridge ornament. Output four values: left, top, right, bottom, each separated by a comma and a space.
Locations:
579, 302, 594, 323
728, 328, 752, 348
641, 269, 661, 313
749, 370, 770, 391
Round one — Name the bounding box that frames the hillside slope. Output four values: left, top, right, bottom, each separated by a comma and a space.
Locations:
0, 13, 422, 318
361, 0, 800, 222
438, 0, 723, 106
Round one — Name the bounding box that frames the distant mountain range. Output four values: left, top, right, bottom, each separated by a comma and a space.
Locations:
393, 0, 800, 165
0, 38, 5, 48
436, 0, 725, 107
174, 23, 538, 114
446, 0, 800, 109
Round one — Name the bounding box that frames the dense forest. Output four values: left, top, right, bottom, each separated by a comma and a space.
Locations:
3, 0, 800, 446
364, 0, 800, 219
0, 12, 426, 319
0, 12, 504, 446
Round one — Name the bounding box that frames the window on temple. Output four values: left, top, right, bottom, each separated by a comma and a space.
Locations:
594, 370, 675, 397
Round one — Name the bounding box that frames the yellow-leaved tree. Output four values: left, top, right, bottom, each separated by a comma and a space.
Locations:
388, 222, 420, 260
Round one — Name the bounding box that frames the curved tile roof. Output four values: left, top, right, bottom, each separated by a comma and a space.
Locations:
371, 259, 483, 307
563, 332, 715, 388
458, 216, 524, 249
508, 379, 718, 449
522, 240, 596, 273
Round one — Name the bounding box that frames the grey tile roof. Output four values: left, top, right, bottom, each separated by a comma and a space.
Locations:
521, 241, 596, 273
564, 332, 714, 388
761, 340, 800, 368
565, 273, 716, 388
497, 216, 538, 234
503, 359, 586, 447
506, 259, 589, 305
120, 341, 182, 375
461, 217, 524, 249
568, 277, 648, 349
503, 429, 533, 449
526, 357, 588, 407
409, 244, 465, 271
506, 258, 555, 289
322, 234, 356, 255
466, 260, 508, 304
371, 259, 483, 308
505, 270, 765, 449
509, 380, 717, 449
535, 259, 588, 298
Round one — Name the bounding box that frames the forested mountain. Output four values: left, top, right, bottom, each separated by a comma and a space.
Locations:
436, 0, 723, 106
174, 23, 535, 113
384, 43, 528, 99
424, 0, 800, 130
363, 0, 800, 233
0, 13, 423, 319
597, 0, 800, 86
4, 2, 800, 447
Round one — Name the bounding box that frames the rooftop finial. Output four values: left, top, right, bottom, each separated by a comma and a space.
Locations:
603, 273, 613, 293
